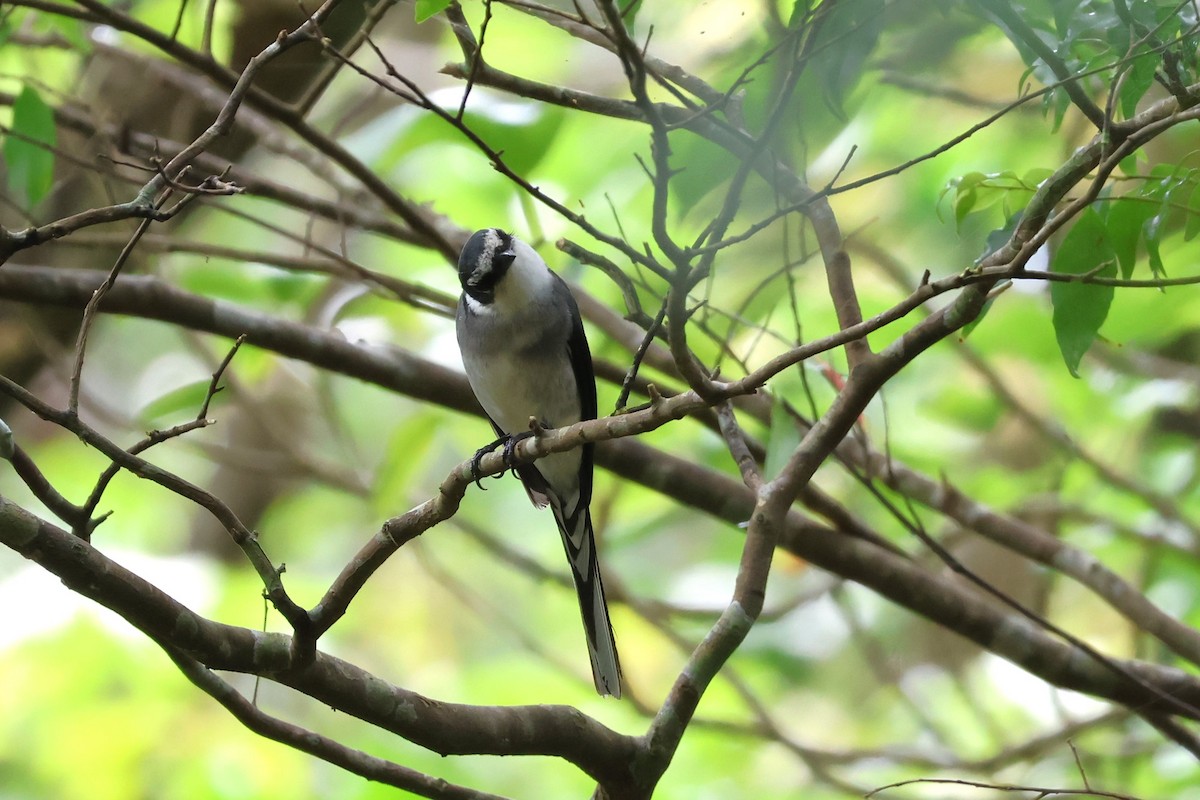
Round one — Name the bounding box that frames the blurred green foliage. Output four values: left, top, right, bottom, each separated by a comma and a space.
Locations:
1, 0, 1200, 798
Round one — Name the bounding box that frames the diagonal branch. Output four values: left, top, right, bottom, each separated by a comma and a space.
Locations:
0, 495, 642, 789
163, 646, 508, 800
0, 374, 310, 632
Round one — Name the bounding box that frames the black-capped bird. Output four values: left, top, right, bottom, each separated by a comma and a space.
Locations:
455, 228, 622, 698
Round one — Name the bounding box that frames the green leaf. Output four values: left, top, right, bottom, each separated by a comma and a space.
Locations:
46, 11, 90, 51
960, 293, 998, 340
1050, 208, 1117, 377
951, 171, 985, 231
975, 210, 1023, 267
818, 0, 885, 119
964, 212, 1023, 338
620, 0, 644, 28
1022, 167, 1054, 189
372, 413, 439, 515
671, 134, 738, 216
947, 171, 1045, 232
1143, 211, 1165, 278
764, 396, 803, 481
1118, 148, 1143, 176
1185, 181, 1200, 242
371, 94, 565, 178
1045, 87, 1071, 132
461, 102, 564, 176
1119, 51, 1159, 119
1103, 199, 1154, 279
764, 363, 840, 479
4, 85, 58, 207
414, 0, 452, 22
138, 380, 214, 425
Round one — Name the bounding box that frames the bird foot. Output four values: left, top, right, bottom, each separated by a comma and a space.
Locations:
469, 435, 509, 490
469, 430, 537, 490
501, 430, 535, 468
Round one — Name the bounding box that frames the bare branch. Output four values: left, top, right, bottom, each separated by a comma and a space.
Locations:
164, 647, 507, 800
0, 496, 642, 789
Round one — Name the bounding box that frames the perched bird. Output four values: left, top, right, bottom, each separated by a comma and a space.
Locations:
455, 227, 622, 698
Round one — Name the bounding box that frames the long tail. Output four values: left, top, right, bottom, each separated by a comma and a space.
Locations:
552, 502, 622, 697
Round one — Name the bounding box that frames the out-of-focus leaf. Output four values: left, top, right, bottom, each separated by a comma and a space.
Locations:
1185, 181, 1200, 241
1104, 199, 1154, 279
963, 210, 1023, 339
783, 0, 884, 122
764, 396, 803, 481
46, 10, 89, 50
764, 362, 840, 479
1054, 0, 1087, 40
619, 0, 644, 28
1143, 210, 1165, 277
671, 133, 739, 216
137, 380, 212, 426
815, 0, 886, 119
0, 416, 14, 460
376, 92, 565, 178
1103, 7, 1132, 54
984, 172, 1029, 217
961, 292, 1000, 339
975, 210, 1023, 267
414, 0, 452, 23
1022, 167, 1054, 191
1046, 86, 1071, 131
177, 260, 323, 309
951, 171, 985, 230
4, 85, 57, 207
1050, 208, 1117, 377
1104, 165, 1192, 278
461, 102, 565, 176
947, 172, 1043, 233
1119, 51, 1158, 118
372, 413, 440, 515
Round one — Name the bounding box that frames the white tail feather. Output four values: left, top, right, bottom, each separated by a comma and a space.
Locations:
553, 502, 622, 697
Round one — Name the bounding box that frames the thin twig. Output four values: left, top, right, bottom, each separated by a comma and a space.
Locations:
0, 374, 308, 632
615, 298, 667, 412
198, 333, 246, 419
867, 776, 1141, 799
9, 445, 98, 532
457, 0, 494, 120
68, 211, 159, 416
715, 401, 762, 493
74, 333, 249, 539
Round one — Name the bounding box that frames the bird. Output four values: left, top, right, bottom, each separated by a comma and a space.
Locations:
455, 227, 622, 698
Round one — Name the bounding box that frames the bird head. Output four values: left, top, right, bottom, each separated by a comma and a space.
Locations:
458, 228, 516, 305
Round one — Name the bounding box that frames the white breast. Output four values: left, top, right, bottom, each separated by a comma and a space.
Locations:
457, 243, 584, 497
